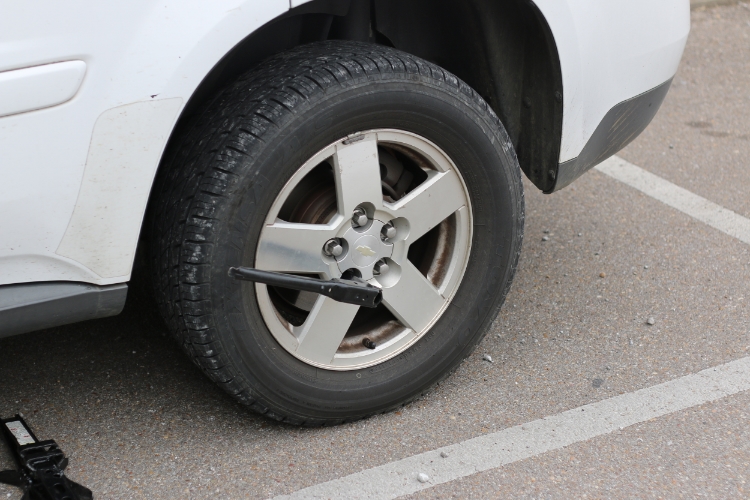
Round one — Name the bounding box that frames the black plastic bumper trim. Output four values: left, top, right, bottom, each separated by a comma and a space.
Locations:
551, 77, 673, 192
0, 282, 127, 339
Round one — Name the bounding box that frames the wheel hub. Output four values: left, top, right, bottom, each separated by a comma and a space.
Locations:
334, 220, 394, 280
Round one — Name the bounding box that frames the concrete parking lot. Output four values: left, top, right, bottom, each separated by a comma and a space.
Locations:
2, 4, 749, 498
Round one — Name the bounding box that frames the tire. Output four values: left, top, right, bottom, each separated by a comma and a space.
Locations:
150, 41, 524, 426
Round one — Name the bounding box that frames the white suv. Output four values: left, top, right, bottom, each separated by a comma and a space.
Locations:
0, 0, 689, 424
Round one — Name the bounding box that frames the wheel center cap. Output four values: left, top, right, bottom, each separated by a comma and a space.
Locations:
351, 235, 380, 266
334, 219, 394, 280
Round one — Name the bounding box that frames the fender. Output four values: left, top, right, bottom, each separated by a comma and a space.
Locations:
0, 0, 290, 285
531, 0, 689, 165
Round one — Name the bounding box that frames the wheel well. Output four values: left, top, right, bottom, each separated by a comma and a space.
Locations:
163, 0, 562, 195
372, 0, 563, 193
136, 0, 561, 289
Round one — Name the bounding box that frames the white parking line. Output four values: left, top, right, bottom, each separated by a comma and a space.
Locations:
273, 157, 750, 500
274, 356, 750, 500
596, 156, 750, 245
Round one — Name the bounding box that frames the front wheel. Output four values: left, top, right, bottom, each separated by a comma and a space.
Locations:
150, 41, 524, 425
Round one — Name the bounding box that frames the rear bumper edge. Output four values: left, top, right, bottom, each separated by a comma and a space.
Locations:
550, 77, 673, 192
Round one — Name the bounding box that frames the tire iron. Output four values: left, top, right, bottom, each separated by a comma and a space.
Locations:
228, 267, 382, 308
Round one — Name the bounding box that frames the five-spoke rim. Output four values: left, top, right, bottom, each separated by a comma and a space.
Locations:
253, 130, 472, 370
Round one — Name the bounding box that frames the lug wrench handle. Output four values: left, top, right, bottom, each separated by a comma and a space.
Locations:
228, 267, 382, 308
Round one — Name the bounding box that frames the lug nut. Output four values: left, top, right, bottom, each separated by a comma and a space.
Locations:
323, 238, 343, 257
373, 260, 389, 276
352, 207, 368, 227
381, 222, 397, 240
362, 338, 377, 349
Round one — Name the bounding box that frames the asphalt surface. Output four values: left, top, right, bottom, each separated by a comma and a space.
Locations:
1, 4, 749, 499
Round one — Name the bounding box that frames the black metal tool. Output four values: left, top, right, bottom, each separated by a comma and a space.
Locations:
228, 267, 382, 308
0, 415, 92, 500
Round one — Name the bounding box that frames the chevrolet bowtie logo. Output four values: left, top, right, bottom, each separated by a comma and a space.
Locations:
356, 245, 376, 257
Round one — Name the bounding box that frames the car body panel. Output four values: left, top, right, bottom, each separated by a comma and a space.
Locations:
532, 0, 689, 163
0, 0, 689, 287
0, 0, 288, 285
55, 98, 182, 279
